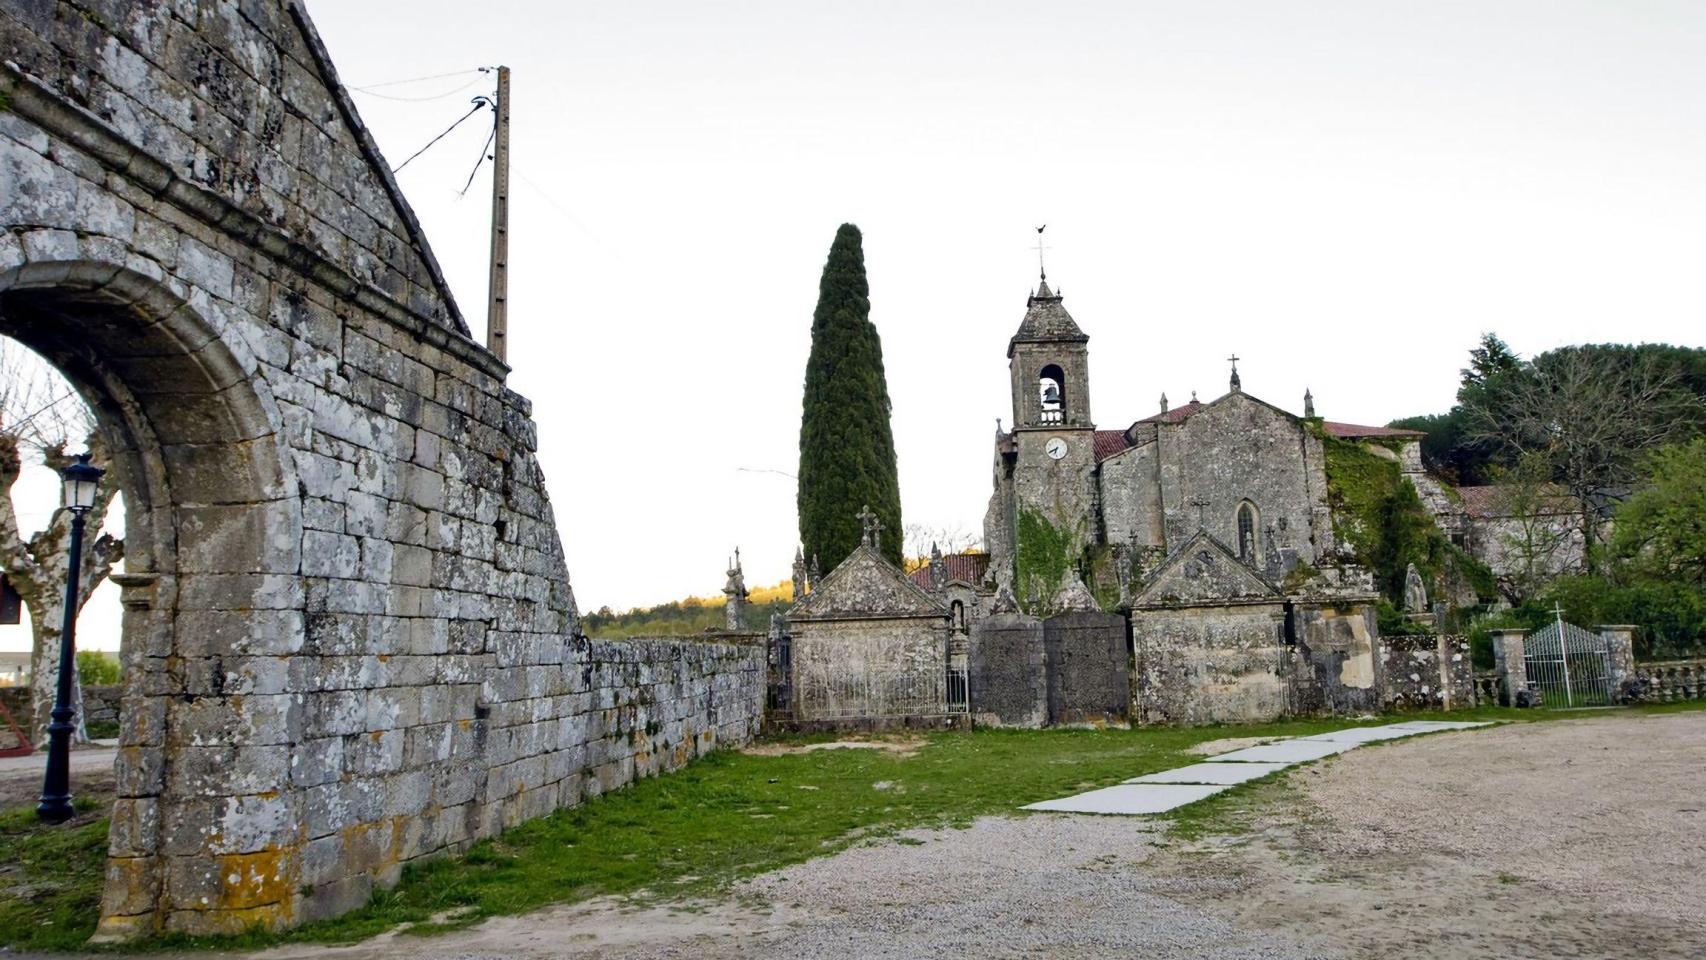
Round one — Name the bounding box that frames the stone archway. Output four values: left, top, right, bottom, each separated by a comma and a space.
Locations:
0, 261, 301, 940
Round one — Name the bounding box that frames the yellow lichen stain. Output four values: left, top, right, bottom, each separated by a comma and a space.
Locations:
214, 848, 293, 914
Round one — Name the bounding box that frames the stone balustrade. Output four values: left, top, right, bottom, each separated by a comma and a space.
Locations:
1622, 659, 1706, 704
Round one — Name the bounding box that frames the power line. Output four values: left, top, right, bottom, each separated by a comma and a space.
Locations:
392, 97, 492, 174
460, 122, 497, 196
350, 67, 487, 91
352, 75, 488, 103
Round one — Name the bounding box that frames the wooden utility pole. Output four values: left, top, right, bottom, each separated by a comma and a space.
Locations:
486, 65, 511, 362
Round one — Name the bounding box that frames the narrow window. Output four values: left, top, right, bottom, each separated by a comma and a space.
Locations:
1237, 502, 1258, 562
951, 600, 966, 632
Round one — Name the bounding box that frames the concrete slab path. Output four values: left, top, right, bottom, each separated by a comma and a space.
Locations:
1024, 720, 1494, 816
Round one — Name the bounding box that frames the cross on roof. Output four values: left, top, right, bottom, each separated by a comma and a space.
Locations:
1189, 497, 1212, 529
1032, 225, 1049, 281
857, 504, 883, 548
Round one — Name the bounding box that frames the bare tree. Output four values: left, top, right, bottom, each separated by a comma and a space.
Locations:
1483, 454, 1583, 603
1463, 347, 1703, 570
903, 522, 983, 565
0, 339, 124, 745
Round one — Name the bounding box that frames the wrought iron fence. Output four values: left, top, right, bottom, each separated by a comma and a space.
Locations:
947, 666, 969, 714
1524, 619, 1612, 707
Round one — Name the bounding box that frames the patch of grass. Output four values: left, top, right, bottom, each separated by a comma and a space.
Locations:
167, 715, 1401, 950
8, 700, 1702, 952
0, 797, 110, 953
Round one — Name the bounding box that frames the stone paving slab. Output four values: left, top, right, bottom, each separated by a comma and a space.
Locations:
1126, 761, 1292, 785
1023, 782, 1232, 815
1025, 720, 1499, 816
1202, 739, 1360, 764
1301, 726, 1427, 744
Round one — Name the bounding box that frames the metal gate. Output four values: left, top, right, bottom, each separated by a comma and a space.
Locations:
1524, 616, 1612, 707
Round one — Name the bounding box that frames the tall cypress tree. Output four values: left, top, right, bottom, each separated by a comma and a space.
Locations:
798, 223, 903, 569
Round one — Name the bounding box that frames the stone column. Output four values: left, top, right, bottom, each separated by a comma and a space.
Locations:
1599, 625, 1638, 703
1491, 629, 1529, 707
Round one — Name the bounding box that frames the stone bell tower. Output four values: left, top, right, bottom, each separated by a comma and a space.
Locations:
1004, 274, 1098, 603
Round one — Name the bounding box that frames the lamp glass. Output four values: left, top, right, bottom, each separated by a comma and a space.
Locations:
60, 457, 102, 512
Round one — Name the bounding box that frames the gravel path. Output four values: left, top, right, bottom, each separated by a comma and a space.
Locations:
48, 710, 1706, 960
1162, 709, 1706, 960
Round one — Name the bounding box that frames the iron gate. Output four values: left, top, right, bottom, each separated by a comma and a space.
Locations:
1524, 618, 1612, 707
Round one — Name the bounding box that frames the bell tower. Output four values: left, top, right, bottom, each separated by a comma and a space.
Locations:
1008, 279, 1092, 431
1002, 273, 1099, 607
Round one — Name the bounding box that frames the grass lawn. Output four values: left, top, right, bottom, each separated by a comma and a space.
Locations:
3, 702, 1698, 952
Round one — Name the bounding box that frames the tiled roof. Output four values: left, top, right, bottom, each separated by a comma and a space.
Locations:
908, 552, 991, 589
1135, 400, 1205, 425
1456, 484, 1578, 519
1094, 430, 1135, 461
1322, 421, 1425, 440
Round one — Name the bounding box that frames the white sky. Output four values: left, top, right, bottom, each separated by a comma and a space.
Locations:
5, 0, 1705, 654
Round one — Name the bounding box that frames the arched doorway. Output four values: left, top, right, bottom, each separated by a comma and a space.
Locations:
0, 261, 299, 939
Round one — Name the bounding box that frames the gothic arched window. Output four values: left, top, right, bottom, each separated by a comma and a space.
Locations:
1236, 502, 1258, 562
1039, 364, 1066, 424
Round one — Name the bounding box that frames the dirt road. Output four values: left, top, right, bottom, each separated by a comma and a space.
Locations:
29, 710, 1706, 959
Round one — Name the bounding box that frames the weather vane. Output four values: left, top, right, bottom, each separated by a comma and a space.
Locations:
1033, 225, 1049, 281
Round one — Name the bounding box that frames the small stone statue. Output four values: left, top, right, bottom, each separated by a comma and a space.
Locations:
1403, 563, 1428, 612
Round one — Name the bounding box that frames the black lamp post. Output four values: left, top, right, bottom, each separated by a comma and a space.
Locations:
37, 453, 103, 824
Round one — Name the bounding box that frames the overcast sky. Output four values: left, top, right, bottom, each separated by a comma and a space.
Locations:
6, 0, 1705, 656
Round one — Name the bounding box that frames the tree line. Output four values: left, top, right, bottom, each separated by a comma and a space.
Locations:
1391, 335, 1706, 658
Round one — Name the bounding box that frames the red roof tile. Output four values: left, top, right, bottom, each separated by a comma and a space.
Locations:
909, 552, 991, 589
1322, 421, 1425, 440
1094, 430, 1134, 461
1136, 400, 1205, 425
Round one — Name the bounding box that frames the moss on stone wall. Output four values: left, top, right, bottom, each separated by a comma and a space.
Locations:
1321, 432, 1399, 556
1086, 544, 1122, 611
1015, 507, 1074, 612
1322, 433, 1496, 606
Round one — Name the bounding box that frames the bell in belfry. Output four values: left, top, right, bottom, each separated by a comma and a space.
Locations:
1041, 380, 1061, 407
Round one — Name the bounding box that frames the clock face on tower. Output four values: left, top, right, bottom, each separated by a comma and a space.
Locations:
1045, 437, 1068, 461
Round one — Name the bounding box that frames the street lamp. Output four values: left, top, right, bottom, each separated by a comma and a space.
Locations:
37, 453, 103, 823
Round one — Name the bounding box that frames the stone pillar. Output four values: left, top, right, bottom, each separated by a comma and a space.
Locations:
1491, 628, 1530, 707
1599, 625, 1638, 702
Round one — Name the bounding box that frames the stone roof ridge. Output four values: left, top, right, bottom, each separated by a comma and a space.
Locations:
1009, 279, 1087, 356
287, 3, 474, 340
1134, 527, 1283, 605
789, 542, 947, 620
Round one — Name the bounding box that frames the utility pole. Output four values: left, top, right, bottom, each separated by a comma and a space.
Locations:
486, 65, 511, 363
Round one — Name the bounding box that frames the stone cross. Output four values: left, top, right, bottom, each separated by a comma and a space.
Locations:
1190, 497, 1212, 530
857, 504, 882, 549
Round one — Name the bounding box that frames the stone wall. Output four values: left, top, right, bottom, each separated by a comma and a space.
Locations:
1288, 602, 1382, 715
1379, 635, 1474, 711
967, 613, 1046, 728
1042, 611, 1129, 727
1151, 394, 1332, 573
83, 683, 122, 729
1131, 603, 1292, 725
1, 2, 763, 938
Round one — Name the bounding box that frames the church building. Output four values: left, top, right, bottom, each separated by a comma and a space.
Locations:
771, 270, 1482, 731
981, 275, 1411, 724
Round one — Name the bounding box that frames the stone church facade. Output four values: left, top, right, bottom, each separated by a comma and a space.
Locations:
979, 278, 1415, 722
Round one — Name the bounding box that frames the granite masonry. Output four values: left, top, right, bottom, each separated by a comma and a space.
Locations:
1, 1, 761, 939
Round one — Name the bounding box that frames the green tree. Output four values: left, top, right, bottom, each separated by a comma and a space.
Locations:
797, 224, 902, 568
1462, 346, 1703, 567
75, 649, 122, 685
1459, 332, 1523, 395
1606, 439, 1706, 588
